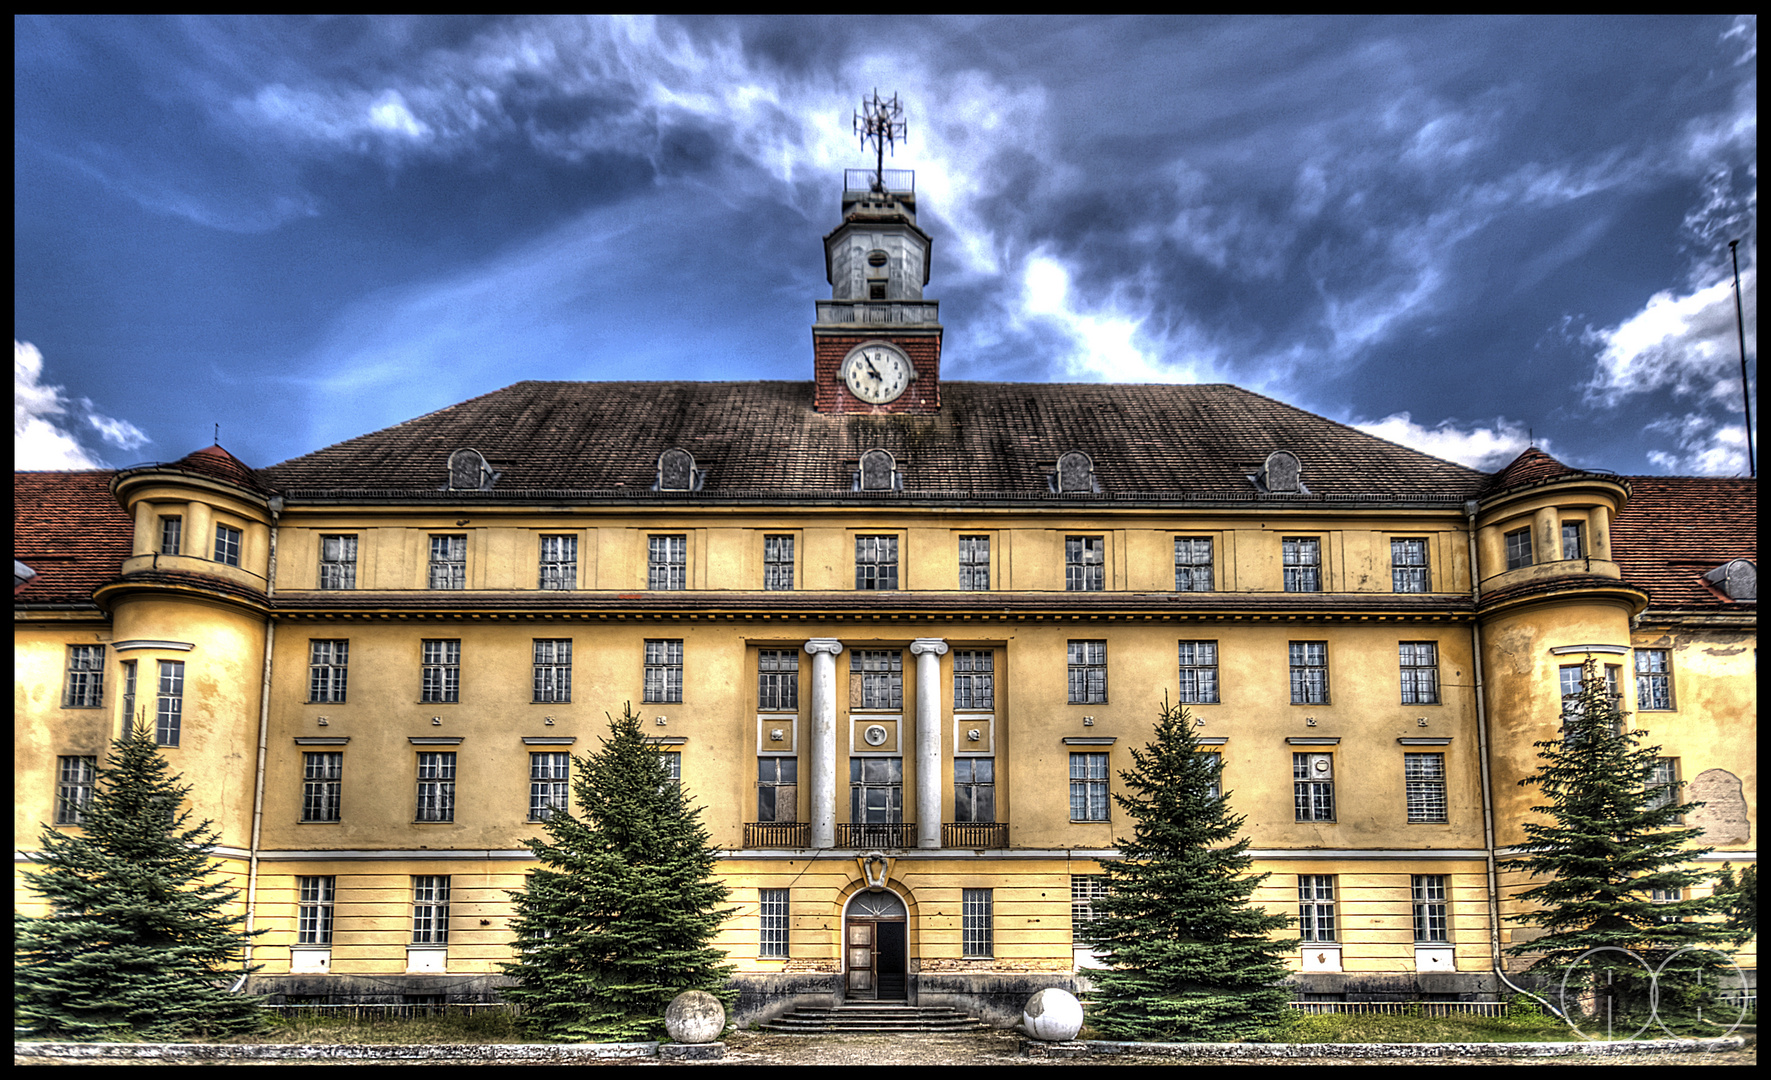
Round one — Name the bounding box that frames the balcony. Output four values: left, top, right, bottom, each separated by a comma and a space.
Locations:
836, 822, 917, 849
941, 822, 1008, 849
743, 822, 809, 849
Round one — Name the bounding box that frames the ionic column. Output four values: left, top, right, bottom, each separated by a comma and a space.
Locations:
804, 638, 844, 849
910, 638, 948, 849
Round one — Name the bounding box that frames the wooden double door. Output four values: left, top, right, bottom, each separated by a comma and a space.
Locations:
846, 891, 908, 1000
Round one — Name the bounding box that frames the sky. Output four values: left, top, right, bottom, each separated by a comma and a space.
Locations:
14, 15, 1758, 479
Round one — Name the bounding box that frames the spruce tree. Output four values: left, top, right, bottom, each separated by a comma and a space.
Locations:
501, 703, 736, 1041
1502, 659, 1733, 1027
15, 721, 263, 1040
1079, 696, 1296, 1041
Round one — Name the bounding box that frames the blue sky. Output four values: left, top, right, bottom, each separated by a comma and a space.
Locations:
14, 15, 1757, 477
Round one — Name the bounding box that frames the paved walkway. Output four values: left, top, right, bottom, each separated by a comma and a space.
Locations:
16, 1032, 1752, 1067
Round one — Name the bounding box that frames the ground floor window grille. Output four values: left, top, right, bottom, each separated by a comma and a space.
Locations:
760, 888, 789, 957
963, 888, 993, 957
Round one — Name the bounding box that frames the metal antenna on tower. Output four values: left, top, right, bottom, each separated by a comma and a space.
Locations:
854, 90, 906, 193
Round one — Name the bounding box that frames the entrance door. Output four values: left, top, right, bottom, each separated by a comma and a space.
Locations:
845, 890, 909, 1001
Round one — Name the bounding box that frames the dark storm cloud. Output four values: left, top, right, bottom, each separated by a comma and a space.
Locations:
13, 15, 1756, 476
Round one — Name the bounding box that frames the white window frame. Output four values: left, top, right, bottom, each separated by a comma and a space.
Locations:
1505, 527, 1532, 570
1635, 649, 1672, 711
644, 639, 683, 704
1411, 875, 1449, 943
764, 534, 795, 591
529, 752, 570, 821
760, 888, 790, 958
1282, 537, 1321, 592
64, 644, 105, 708
159, 514, 182, 556
953, 649, 993, 711
1065, 535, 1105, 592
415, 752, 456, 823
1392, 538, 1429, 593
411, 875, 450, 944
155, 660, 184, 747
1289, 641, 1329, 704
319, 535, 357, 590
1176, 640, 1219, 704
1070, 751, 1109, 822
308, 640, 348, 704
962, 889, 994, 957
1174, 537, 1213, 592
55, 755, 97, 825
422, 639, 460, 704
1404, 752, 1447, 823
1400, 641, 1439, 705
213, 523, 243, 567
539, 535, 577, 590
648, 534, 687, 590
758, 649, 799, 711
533, 639, 572, 704
1294, 752, 1335, 822
429, 534, 466, 590
302, 751, 343, 823
1068, 640, 1107, 704
959, 535, 990, 591
298, 876, 336, 945
1298, 875, 1337, 942
855, 535, 899, 591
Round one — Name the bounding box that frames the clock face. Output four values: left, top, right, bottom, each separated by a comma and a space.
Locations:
841, 343, 913, 404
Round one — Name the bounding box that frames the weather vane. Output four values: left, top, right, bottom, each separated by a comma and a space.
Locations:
854, 90, 906, 193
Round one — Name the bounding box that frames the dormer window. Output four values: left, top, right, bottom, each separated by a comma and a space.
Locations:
654, 448, 704, 492
446, 449, 498, 492
1261, 450, 1302, 494
1703, 559, 1756, 602
1051, 450, 1099, 494
855, 448, 902, 492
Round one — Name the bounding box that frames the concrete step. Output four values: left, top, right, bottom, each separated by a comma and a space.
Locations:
762, 1003, 989, 1034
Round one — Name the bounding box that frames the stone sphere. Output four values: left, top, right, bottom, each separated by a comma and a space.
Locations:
664, 990, 726, 1044
1022, 987, 1083, 1042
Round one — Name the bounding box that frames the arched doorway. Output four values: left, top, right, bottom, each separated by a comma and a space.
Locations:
845, 889, 908, 1000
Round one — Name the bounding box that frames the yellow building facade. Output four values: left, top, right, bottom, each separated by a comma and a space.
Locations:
14, 172, 1756, 1025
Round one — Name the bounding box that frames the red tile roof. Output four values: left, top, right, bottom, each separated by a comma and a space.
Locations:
13, 471, 133, 608
1482, 447, 1578, 494
256, 381, 1488, 501
172, 444, 264, 490
1611, 476, 1757, 609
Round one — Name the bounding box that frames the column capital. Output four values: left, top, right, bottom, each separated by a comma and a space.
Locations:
909, 637, 949, 657
804, 638, 845, 657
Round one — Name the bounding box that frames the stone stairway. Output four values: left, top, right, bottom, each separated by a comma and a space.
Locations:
762, 1001, 990, 1034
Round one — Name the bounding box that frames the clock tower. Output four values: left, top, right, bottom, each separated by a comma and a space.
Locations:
814, 92, 942, 414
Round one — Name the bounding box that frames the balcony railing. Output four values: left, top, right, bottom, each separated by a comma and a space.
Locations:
836, 822, 917, 849
743, 822, 809, 849
942, 822, 1008, 849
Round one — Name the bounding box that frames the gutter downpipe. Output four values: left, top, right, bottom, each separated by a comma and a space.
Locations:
1467, 499, 1564, 1018
240, 496, 282, 990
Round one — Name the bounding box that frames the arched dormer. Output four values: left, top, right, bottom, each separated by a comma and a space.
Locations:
446, 448, 498, 492
1262, 450, 1302, 493
1052, 450, 1099, 494
855, 448, 901, 492
654, 448, 704, 492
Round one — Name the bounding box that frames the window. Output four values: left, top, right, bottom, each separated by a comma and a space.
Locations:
539, 536, 577, 590
851, 650, 902, 710
953, 650, 993, 710
757, 757, 798, 822
1068, 640, 1107, 704
648, 534, 686, 590
1065, 536, 1104, 591
1294, 753, 1335, 822
297, 874, 334, 941
1635, 649, 1672, 711
533, 640, 572, 704
760, 888, 789, 958
422, 640, 460, 704
319, 536, 357, 590
214, 523, 242, 567
1561, 522, 1584, 560
155, 660, 184, 747
1559, 663, 1621, 723
1283, 537, 1321, 592
302, 752, 343, 823
1647, 758, 1681, 819
529, 752, 569, 821
849, 757, 903, 823
644, 639, 683, 703
1072, 875, 1107, 928
1505, 527, 1532, 571
659, 750, 682, 786
429, 535, 466, 590
954, 758, 995, 823
1399, 642, 1439, 705
1298, 875, 1337, 942
1176, 641, 1219, 704
1289, 642, 1329, 704
1411, 875, 1449, 942
1200, 750, 1224, 801
120, 659, 137, 729
55, 756, 97, 825
1650, 886, 1684, 922
764, 535, 794, 591
159, 515, 182, 556
1175, 537, 1214, 592
962, 889, 994, 957
64, 644, 104, 708
959, 535, 990, 590
1392, 538, 1429, 593
1405, 753, 1447, 823
415, 752, 456, 822
298, 877, 336, 946
1070, 752, 1109, 821
855, 535, 898, 591
308, 640, 348, 704
758, 649, 799, 711
412, 876, 450, 944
